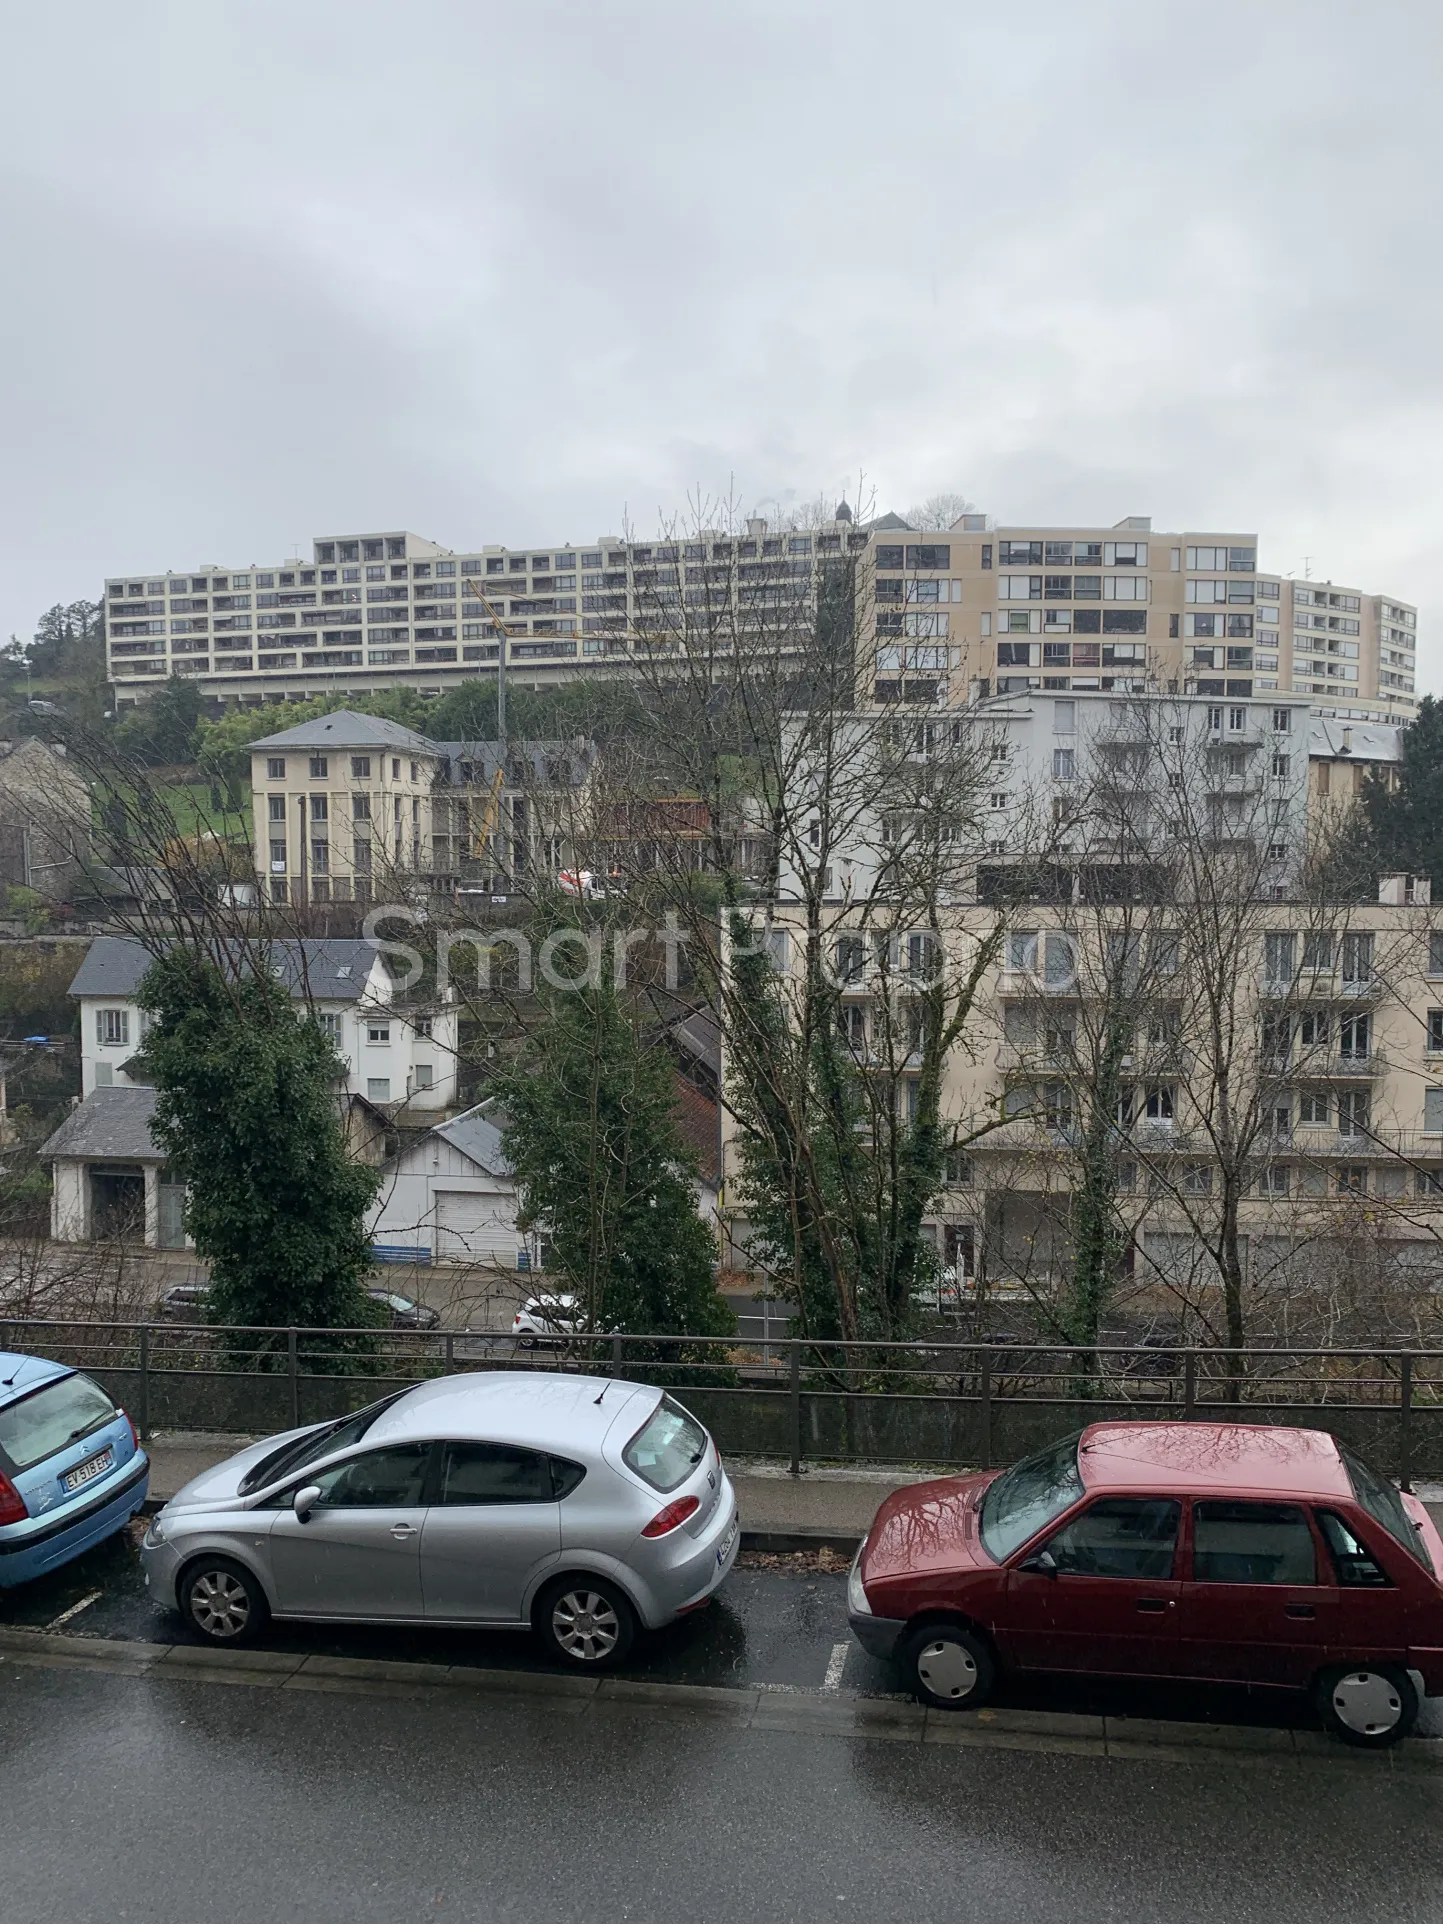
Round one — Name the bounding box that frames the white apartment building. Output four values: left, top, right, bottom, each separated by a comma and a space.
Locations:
69, 935, 458, 1111
104, 510, 1418, 726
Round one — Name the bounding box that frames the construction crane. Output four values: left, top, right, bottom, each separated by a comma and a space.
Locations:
459, 576, 509, 863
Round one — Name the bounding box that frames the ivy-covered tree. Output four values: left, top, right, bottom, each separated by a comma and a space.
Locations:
1359, 696, 1443, 887
496, 954, 733, 1351
136, 949, 382, 1349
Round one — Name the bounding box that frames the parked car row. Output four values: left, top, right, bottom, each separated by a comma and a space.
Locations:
158, 1285, 440, 1331
3, 1331, 1440, 1748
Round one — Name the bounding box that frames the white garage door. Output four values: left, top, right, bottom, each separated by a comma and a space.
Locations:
435, 1191, 512, 1263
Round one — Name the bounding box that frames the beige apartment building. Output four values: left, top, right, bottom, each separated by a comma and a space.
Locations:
249, 710, 595, 905
717, 886, 1443, 1300
858, 514, 1417, 723
105, 509, 1418, 726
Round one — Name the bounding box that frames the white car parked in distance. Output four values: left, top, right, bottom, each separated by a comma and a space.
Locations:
513, 1294, 584, 1347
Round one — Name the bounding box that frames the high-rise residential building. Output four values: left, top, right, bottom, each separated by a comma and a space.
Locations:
102, 511, 1418, 723
857, 514, 1417, 722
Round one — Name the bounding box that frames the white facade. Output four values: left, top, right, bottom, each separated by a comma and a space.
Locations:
368, 1105, 538, 1270
76, 941, 459, 1114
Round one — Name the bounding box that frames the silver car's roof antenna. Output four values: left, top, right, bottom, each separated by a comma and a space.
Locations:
593, 1379, 609, 1405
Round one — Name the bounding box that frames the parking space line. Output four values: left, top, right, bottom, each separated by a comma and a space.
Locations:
44, 1591, 102, 1631
823, 1642, 850, 1691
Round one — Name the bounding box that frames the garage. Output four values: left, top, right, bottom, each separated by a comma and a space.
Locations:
434, 1189, 514, 1263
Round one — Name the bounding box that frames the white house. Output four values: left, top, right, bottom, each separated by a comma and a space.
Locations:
368, 1103, 538, 1270
69, 934, 459, 1112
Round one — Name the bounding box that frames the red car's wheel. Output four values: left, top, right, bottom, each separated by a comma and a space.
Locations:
1316, 1664, 1418, 1748
900, 1622, 995, 1712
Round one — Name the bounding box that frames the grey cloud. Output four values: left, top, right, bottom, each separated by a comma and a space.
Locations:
0, 0, 1440, 686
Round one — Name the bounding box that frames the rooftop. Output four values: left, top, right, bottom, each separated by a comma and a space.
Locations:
39, 1086, 163, 1164
1078, 1422, 1352, 1500
67, 936, 383, 1004
250, 710, 439, 755
366, 1371, 655, 1452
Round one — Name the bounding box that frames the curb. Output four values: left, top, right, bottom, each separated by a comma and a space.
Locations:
0, 1623, 1437, 1770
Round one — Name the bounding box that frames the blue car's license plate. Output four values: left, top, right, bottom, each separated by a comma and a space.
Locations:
62, 1448, 114, 1494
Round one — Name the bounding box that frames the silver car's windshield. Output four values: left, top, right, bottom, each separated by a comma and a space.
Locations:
237, 1391, 410, 1496
979, 1432, 1084, 1563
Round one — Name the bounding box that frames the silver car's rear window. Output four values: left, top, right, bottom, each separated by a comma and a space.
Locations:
0, 1373, 116, 1473
623, 1396, 708, 1494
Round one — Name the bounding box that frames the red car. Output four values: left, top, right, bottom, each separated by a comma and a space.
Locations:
848, 1421, 1443, 1747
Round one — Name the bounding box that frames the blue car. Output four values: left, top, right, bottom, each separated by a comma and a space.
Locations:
0, 1352, 149, 1588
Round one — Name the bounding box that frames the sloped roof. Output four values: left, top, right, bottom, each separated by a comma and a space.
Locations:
673, 1077, 721, 1187
67, 935, 381, 1003
40, 1087, 163, 1163
431, 1101, 512, 1178
1307, 717, 1403, 763
250, 710, 439, 754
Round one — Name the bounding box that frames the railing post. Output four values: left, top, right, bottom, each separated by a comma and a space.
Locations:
979, 1345, 992, 1469
788, 1339, 802, 1477
611, 1332, 622, 1377
1400, 1352, 1414, 1493
444, 1331, 454, 1373
138, 1323, 151, 1442
1183, 1349, 1197, 1419
288, 1328, 299, 1429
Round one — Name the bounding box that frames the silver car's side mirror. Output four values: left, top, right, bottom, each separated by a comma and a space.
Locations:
293, 1484, 322, 1522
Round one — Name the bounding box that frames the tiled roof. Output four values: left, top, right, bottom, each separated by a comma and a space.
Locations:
249, 710, 439, 754
39, 1087, 163, 1163
66, 936, 381, 1003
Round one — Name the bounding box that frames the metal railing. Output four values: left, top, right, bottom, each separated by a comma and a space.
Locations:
2, 1316, 1440, 1484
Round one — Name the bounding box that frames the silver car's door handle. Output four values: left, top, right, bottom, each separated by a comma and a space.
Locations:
390, 1523, 417, 1540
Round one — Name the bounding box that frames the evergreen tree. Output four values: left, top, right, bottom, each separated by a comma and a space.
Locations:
496, 959, 733, 1353
135, 950, 382, 1352
1360, 696, 1443, 886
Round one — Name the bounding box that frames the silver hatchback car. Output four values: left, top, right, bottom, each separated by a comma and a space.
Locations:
140, 1373, 739, 1667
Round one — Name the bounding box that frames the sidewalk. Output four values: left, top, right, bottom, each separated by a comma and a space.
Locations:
140, 1435, 932, 1548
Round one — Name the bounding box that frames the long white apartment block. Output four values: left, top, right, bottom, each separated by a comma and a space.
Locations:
103, 510, 1418, 725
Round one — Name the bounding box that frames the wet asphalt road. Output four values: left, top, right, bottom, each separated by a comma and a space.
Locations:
8, 1520, 1443, 1736
6, 1661, 1443, 1924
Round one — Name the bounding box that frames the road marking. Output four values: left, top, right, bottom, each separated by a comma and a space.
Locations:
45, 1591, 102, 1631
823, 1642, 850, 1691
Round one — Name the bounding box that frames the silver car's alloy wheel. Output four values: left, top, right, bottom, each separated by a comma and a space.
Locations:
189, 1570, 252, 1639
1330, 1669, 1404, 1738
916, 1637, 979, 1702
551, 1588, 621, 1662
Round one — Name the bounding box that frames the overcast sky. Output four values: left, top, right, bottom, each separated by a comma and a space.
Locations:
2, 1, 1440, 687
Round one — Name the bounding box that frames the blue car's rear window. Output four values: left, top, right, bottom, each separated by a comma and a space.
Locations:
0, 1374, 117, 1473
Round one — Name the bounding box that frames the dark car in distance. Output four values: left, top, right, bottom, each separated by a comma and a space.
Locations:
848, 1421, 1443, 1747
367, 1289, 440, 1331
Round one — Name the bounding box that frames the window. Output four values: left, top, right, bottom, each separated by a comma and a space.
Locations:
269, 840, 286, 869
1039, 1498, 1179, 1580
1337, 1090, 1370, 1138
1429, 1011, 1443, 1053
309, 756, 328, 779
1299, 1089, 1330, 1125
310, 840, 329, 873
1192, 1501, 1316, 1584
351, 756, 371, 778
97, 1008, 129, 1047
1341, 932, 1374, 985
1143, 1086, 1174, 1123
1052, 747, 1075, 779
368, 1022, 391, 1045
1339, 1013, 1370, 1061
1007, 929, 1038, 972
366, 1077, 391, 1102
267, 795, 286, 822
301, 1444, 430, 1509
1044, 1081, 1074, 1129
1263, 933, 1295, 984
999, 540, 1042, 566
1258, 1163, 1290, 1196
1316, 1511, 1390, 1587
352, 793, 371, 822
978, 1431, 1083, 1562
267, 757, 285, 780
0, 1373, 117, 1472
413, 1063, 434, 1090
623, 1396, 708, 1493
1271, 753, 1290, 780
1429, 934, 1443, 977
1302, 932, 1332, 972
318, 1013, 342, 1045
437, 1440, 554, 1505
1052, 700, 1075, 733
1341, 1443, 1433, 1572
1102, 609, 1146, 634
1425, 1089, 1443, 1135
309, 794, 328, 821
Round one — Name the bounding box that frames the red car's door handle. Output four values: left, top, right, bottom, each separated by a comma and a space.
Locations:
1135, 1598, 1173, 1613
1285, 1603, 1316, 1619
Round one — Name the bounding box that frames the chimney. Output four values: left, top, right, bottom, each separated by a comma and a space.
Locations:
746, 518, 768, 537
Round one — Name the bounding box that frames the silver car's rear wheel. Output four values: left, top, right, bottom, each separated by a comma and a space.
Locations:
538, 1578, 635, 1667
180, 1557, 270, 1646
